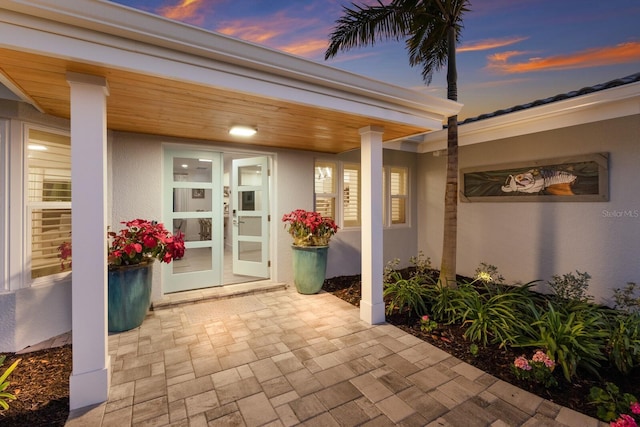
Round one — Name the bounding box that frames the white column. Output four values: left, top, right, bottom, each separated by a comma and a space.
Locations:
359, 126, 385, 324
66, 72, 110, 410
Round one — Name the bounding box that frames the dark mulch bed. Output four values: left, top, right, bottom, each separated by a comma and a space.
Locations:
0, 346, 71, 427
1, 274, 638, 424
323, 274, 640, 421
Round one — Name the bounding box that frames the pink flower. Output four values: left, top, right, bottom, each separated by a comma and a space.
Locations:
611, 414, 638, 427
422, 315, 430, 321
532, 351, 545, 362
631, 401, 640, 415
514, 356, 531, 371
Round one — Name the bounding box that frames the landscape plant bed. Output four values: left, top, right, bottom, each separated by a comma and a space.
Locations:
1, 273, 638, 425
0, 346, 71, 427
323, 273, 640, 421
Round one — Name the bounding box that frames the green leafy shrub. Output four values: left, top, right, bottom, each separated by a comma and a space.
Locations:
589, 382, 640, 423
0, 355, 20, 410
606, 310, 640, 374
458, 282, 534, 348
408, 251, 431, 277
518, 301, 608, 381
548, 270, 593, 304
613, 282, 640, 313
424, 280, 465, 324
383, 272, 430, 318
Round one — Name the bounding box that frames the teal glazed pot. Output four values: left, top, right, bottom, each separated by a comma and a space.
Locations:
291, 245, 329, 294
108, 262, 153, 332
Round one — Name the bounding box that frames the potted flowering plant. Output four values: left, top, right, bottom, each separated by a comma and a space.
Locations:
281, 209, 338, 247
282, 209, 338, 294
57, 218, 185, 269
58, 219, 185, 332
107, 219, 185, 267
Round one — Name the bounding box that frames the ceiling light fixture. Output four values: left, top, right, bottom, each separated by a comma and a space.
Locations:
229, 125, 257, 137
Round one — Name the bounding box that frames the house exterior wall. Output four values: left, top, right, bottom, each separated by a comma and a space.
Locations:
418, 114, 640, 304
0, 101, 73, 352
110, 132, 420, 297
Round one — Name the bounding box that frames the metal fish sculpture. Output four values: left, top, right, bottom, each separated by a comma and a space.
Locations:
501, 168, 577, 195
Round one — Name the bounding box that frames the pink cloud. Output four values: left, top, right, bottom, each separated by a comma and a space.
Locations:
487, 41, 640, 73
157, 0, 212, 26
458, 36, 528, 52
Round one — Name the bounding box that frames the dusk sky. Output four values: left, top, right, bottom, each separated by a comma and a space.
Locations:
111, 0, 640, 120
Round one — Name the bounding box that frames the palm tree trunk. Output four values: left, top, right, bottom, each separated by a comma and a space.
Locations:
438, 24, 458, 287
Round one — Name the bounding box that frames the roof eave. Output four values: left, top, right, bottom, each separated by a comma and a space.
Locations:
417, 80, 640, 153
0, 0, 462, 122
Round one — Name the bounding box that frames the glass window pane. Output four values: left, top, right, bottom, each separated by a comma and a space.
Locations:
172, 247, 212, 274
391, 198, 406, 224
315, 197, 335, 220
390, 167, 407, 195
238, 164, 262, 186
315, 161, 336, 219
238, 190, 262, 211
239, 241, 262, 262
238, 216, 261, 237
343, 165, 360, 227
172, 217, 213, 242
173, 158, 212, 182
28, 129, 72, 279
173, 188, 212, 212
31, 208, 71, 279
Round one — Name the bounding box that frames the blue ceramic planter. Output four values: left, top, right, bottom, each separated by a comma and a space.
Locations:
108, 262, 152, 332
291, 245, 328, 294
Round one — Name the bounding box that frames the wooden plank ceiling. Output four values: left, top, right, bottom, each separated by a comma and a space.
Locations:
0, 48, 429, 153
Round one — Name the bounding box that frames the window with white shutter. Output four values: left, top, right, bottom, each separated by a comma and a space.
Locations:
314, 161, 336, 220
27, 128, 72, 280
343, 164, 360, 227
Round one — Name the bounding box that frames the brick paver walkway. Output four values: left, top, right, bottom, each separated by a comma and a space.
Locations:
66, 287, 605, 426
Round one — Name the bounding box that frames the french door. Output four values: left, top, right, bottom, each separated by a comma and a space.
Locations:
231, 156, 270, 278
163, 149, 223, 293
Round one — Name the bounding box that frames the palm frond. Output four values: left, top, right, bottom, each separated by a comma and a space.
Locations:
325, 1, 414, 59
325, 0, 470, 86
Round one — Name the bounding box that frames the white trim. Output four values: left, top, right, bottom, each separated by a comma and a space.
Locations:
0, 74, 43, 112
417, 81, 640, 153
0, 119, 6, 290
359, 126, 385, 325
67, 72, 109, 410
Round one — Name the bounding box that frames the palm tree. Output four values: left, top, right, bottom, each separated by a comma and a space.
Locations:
325, 0, 469, 286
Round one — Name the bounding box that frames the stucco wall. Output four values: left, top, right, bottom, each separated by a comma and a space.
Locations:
418, 115, 640, 304
0, 101, 73, 352
109, 133, 421, 295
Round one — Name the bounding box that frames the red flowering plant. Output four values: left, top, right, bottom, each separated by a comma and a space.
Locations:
58, 219, 185, 270
281, 209, 338, 247
107, 219, 185, 268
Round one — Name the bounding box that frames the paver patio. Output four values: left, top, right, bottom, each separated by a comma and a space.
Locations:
66, 285, 606, 426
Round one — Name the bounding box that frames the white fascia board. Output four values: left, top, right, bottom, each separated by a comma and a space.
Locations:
0, 1, 462, 122
417, 82, 640, 153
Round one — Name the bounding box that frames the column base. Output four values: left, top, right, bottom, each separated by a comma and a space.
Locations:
360, 300, 386, 325
69, 357, 110, 410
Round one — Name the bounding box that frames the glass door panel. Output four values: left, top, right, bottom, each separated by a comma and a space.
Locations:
164, 150, 222, 293
232, 157, 270, 278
